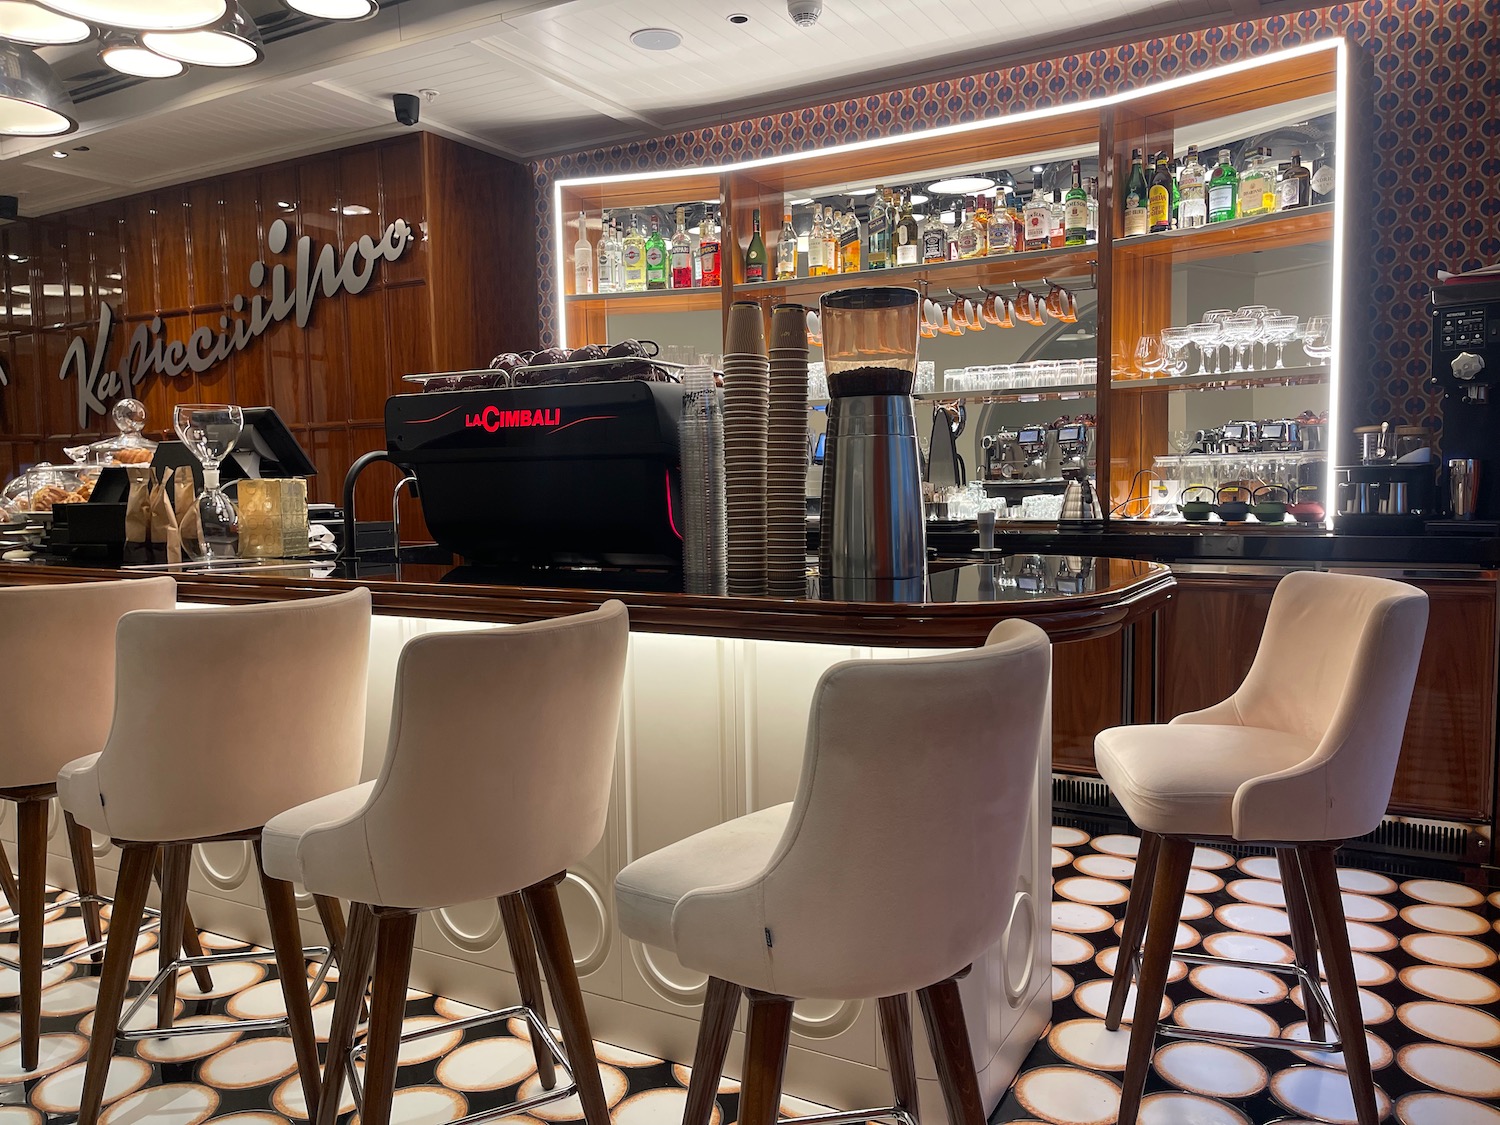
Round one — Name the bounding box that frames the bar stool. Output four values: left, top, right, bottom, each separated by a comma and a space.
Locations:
1095, 570, 1428, 1125
0, 576, 183, 1072
58, 587, 373, 1125
613, 620, 1052, 1125
261, 601, 630, 1125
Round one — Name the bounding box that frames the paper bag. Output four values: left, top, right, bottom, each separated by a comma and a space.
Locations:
124, 466, 153, 544
172, 466, 200, 562
147, 471, 181, 564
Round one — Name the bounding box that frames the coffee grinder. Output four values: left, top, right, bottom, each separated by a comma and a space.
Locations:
817, 287, 926, 598
1429, 278, 1500, 524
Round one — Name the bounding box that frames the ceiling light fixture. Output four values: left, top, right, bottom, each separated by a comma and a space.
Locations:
38, 0, 228, 31
927, 176, 994, 195
49, 148, 66, 157
727, 13, 749, 24
100, 31, 186, 77
0, 42, 78, 136
629, 27, 681, 50
283, 0, 378, 18
142, 2, 263, 68
907, 192, 928, 205
0, 1, 92, 45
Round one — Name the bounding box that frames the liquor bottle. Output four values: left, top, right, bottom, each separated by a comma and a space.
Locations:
946, 202, 963, 260
744, 208, 768, 282
808, 204, 828, 276
972, 193, 992, 256
1177, 145, 1208, 229
1148, 151, 1173, 233
1311, 152, 1335, 205
1049, 189, 1066, 248
1239, 147, 1275, 218
1207, 148, 1239, 223
824, 209, 841, 273
1276, 149, 1312, 211
838, 201, 861, 273
1023, 183, 1052, 251
690, 219, 702, 286
956, 197, 984, 259
867, 186, 890, 270
622, 213, 647, 291
894, 190, 920, 266
1123, 148, 1150, 237
1064, 161, 1088, 246
610, 219, 626, 292
669, 207, 693, 288
987, 197, 1016, 256
776, 210, 798, 280
644, 213, 668, 290
1086, 178, 1099, 244
596, 212, 615, 293
921, 206, 947, 264
573, 212, 593, 295
697, 208, 722, 287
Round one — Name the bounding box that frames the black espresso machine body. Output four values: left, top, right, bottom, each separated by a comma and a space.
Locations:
1430, 278, 1500, 519
386, 380, 685, 567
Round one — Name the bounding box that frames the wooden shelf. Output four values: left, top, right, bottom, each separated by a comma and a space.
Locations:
1111, 364, 1329, 392
565, 287, 722, 313
733, 243, 1098, 304
1112, 204, 1333, 263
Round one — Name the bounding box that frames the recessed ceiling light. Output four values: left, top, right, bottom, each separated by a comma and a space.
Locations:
283, 0, 378, 17
939, 211, 956, 224
0, 42, 78, 136
847, 187, 878, 196
727, 12, 749, 23
100, 32, 186, 78
1030, 164, 1045, 173
50, 148, 67, 158
927, 176, 994, 194
143, 3, 263, 68
0, 1, 92, 46
629, 27, 681, 50
42, 0, 229, 32
907, 193, 928, 205
276, 200, 294, 209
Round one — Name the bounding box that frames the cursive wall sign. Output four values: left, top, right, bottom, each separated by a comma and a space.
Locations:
56, 216, 414, 428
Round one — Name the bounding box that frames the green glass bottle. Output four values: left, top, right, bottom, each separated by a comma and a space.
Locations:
1064, 160, 1088, 246
644, 213, 667, 290
1123, 147, 1149, 237
744, 208, 768, 282
1207, 148, 1239, 224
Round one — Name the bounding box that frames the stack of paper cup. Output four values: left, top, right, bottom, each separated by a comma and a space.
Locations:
767, 303, 810, 598
724, 301, 769, 595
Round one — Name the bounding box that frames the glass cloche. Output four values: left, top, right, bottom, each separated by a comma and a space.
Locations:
86, 399, 158, 467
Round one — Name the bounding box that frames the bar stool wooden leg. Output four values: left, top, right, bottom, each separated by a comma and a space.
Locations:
0, 836, 19, 916
315, 902, 376, 1125
1299, 845, 1381, 1125
499, 892, 556, 1089
1106, 831, 1161, 1031
360, 908, 419, 1125
738, 991, 795, 1125
155, 847, 214, 994
255, 842, 324, 1119
1117, 835, 1195, 1125
314, 894, 347, 964
1278, 846, 1325, 1043
878, 993, 919, 1117
77, 843, 157, 1125
524, 873, 611, 1125
917, 976, 985, 1125
155, 845, 194, 1030
17, 798, 47, 1070
63, 812, 103, 960
683, 976, 743, 1125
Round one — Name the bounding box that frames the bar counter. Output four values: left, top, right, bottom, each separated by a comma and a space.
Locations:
0, 554, 1173, 1120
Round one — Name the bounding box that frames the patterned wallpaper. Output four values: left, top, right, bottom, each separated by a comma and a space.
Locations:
530, 1, 1500, 439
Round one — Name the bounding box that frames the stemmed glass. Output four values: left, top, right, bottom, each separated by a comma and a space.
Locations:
173, 404, 244, 561
1160, 326, 1194, 376
1187, 321, 1220, 374
1302, 315, 1332, 365
1262, 315, 1301, 368
1134, 334, 1166, 378
1203, 309, 1234, 371
1220, 317, 1259, 372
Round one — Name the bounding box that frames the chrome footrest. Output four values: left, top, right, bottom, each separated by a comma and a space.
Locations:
347, 1003, 575, 1125
0, 893, 165, 971
782, 1107, 916, 1125
1144, 948, 1344, 1054
116, 944, 332, 1042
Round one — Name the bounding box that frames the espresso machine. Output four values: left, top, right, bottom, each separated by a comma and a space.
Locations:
817, 287, 926, 597
1017, 426, 1053, 480
981, 429, 1020, 480
1429, 278, 1500, 523
1056, 423, 1092, 474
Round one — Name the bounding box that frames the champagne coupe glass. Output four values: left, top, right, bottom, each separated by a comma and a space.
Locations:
1203, 309, 1234, 371
1262, 314, 1301, 368
1220, 316, 1258, 372
1235, 306, 1272, 367
1187, 321, 1219, 375
1302, 315, 1332, 365
1161, 326, 1194, 376
173, 404, 244, 561
1135, 334, 1166, 378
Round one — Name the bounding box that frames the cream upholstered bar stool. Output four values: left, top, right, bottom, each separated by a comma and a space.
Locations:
58, 587, 372, 1125
1095, 570, 1428, 1125
614, 620, 1052, 1125
0, 576, 188, 1073
261, 601, 630, 1125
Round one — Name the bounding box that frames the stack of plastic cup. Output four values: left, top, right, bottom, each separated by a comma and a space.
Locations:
723, 301, 769, 595
679, 365, 727, 595
767, 303, 810, 598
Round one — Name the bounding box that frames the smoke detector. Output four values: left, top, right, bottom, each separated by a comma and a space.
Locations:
787, 0, 822, 28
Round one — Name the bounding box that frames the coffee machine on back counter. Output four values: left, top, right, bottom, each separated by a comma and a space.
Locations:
1429, 277, 1500, 525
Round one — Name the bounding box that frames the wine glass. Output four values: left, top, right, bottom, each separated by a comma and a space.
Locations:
1187, 321, 1220, 375
1134, 334, 1166, 378
1262, 314, 1301, 368
173, 404, 244, 561
1220, 317, 1258, 372
1161, 326, 1194, 376
1302, 315, 1332, 365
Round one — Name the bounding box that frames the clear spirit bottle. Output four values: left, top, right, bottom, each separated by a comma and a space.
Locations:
596, 211, 615, 293
776, 210, 798, 279
1177, 145, 1208, 229
573, 211, 593, 294
622, 214, 647, 291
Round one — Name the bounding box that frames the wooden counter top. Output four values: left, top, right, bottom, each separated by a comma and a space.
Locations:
0, 557, 1174, 647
